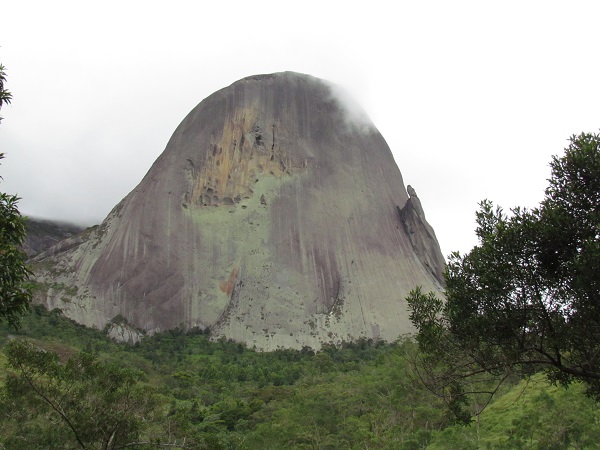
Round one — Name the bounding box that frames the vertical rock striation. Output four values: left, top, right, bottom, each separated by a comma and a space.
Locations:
32, 72, 445, 349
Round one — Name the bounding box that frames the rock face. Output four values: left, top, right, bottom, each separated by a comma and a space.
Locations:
24, 218, 84, 258
32, 72, 445, 349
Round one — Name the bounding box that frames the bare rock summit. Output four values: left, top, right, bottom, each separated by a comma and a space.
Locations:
32, 72, 445, 349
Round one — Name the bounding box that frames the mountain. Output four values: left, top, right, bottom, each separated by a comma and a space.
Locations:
23, 218, 84, 258
31, 72, 445, 349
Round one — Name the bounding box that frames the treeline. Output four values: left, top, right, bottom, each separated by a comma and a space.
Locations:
1, 306, 599, 449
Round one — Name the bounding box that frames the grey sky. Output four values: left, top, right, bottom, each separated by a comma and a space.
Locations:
1, 1, 599, 257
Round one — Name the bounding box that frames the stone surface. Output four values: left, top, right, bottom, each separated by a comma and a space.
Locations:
105, 322, 144, 345
23, 218, 84, 258
31, 72, 445, 349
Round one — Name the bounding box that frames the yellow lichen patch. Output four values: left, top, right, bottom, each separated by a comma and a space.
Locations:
190, 107, 306, 207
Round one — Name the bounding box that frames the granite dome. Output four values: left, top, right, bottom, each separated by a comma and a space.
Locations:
32, 72, 445, 349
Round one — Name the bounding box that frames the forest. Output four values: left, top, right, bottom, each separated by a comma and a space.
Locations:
1, 304, 599, 449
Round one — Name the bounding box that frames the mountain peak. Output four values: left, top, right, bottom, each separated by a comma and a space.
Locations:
32, 73, 444, 349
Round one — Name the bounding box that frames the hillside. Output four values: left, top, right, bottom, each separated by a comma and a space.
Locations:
2, 306, 599, 449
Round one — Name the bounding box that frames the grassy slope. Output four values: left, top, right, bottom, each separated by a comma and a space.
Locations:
429, 374, 600, 449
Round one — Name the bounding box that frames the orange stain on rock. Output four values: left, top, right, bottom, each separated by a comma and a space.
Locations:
220, 267, 239, 296
189, 107, 305, 207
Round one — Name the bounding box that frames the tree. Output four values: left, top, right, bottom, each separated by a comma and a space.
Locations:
0, 62, 32, 328
0, 63, 12, 122
407, 132, 600, 421
1, 339, 165, 449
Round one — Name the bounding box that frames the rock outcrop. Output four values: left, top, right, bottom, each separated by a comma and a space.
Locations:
24, 218, 84, 258
397, 186, 446, 285
32, 72, 445, 349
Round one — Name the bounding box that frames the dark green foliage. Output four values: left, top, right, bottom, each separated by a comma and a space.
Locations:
2, 339, 160, 449
2, 306, 600, 448
0, 187, 32, 327
408, 132, 600, 421
0, 63, 11, 123
0, 63, 32, 329
0, 307, 451, 448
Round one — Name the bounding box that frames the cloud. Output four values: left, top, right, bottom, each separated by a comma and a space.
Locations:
324, 81, 377, 135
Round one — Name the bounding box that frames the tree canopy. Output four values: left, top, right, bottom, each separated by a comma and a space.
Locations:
2, 339, 162, 449
3, 306, 600, 448
0, 62, 31, 328
408, 132, 600, 421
